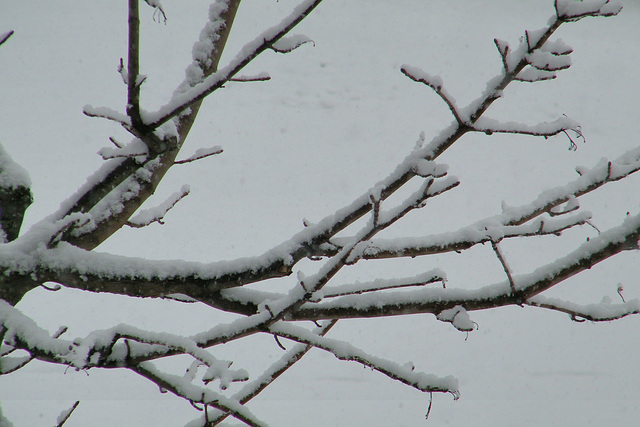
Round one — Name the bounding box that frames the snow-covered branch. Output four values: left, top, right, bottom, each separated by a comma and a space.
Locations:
555, 0, 623, 22
270, 323, 459, 397
290, 213, 640, 321
526, 295, 639, 322
131, 362, 265, 427
471, 115, 580, 141
127, 185, 190, 227
401, 65, 465, 125
174, 146, 223, 164
203, 320, 338, 425
321, 210, 591, 261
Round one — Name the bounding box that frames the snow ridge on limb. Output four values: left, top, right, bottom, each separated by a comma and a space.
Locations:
555, 0, 623, 22
526, 295, 640, 322
289, 212, 640, 322
271, 323, 460, 397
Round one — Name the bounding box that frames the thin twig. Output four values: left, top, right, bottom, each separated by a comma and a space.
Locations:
491, 241, 517, 295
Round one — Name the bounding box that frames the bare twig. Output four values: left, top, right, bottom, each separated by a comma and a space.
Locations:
174, 146, 223, 164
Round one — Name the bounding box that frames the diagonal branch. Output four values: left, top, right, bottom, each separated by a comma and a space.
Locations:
289, 212, 640, 321
526, 295, 639, 322
270, 323, 459, 397
144, 0, 326, 130
204, 320, 338, 426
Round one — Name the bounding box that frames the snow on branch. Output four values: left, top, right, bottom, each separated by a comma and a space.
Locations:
203, 320, 338, 425
97, 138, 149, 162
526, 49, 572, 72
526, 295, 639, 322
321, 210, 591, 261
555, 0, 623, 22
292, 213, 640, 322
54, 401, 80, 427
471, 115, 581, 145
401, 65, 465, 125
132, 362, 265, 427
127, 184, 190, 227
271, 323, 460, 397
83, 105, 131, 126
229, 72, 271, 83
503, 145, 640, 226
270, 34, 315, 53
146, 0, 325, 130
314, 270, 446, 300
174, 146, 223, 164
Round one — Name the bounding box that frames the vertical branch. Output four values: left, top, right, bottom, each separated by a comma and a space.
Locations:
127, 0, 143, 129
174, 0, 242, 138
491, 241, 517, 294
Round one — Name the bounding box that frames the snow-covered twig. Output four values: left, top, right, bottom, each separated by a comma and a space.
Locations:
318, 211, 591, 261
271, 323, 460, 397
401, 65, 465, 126
174, 146, 223, 164
131, 362, 265, 427
471, 116, 579, 139
203, 320, 338, 425
127, 185, 190, 227
83, 105, 131, 127
289, 213, 640, 321
526, 295, 640, 322
314, 270, 446, 300
145, 0, 326, 129
555, 0, 623, 22
270, 34, 315, 53
229, 72, 271, 82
